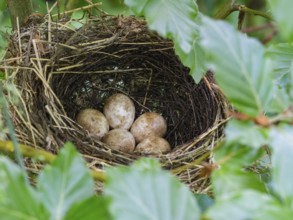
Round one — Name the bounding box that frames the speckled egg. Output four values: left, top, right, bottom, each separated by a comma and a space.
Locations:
103, 93, 135, 130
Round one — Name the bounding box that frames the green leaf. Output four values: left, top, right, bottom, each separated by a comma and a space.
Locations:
268, 0, 293, 41
212, 165, 267, 199
290, 60, 293, 98
256, 207, 293, 220
268, 86, 291, 113
125, 0, 198, 53
0, 1, 6, 11
214, 141, 264, 168
37, 142, 95, 220
105, 158, 200, 220
213, 142, 266, 199
205, 190, 291, 220
225, 119, 269, 148
194, 194, 214, 212
266, 44, 293, 107
124, 0, 205, 82
174, 40, 206, 82
0, 157, 49, 219
123, 0, 148, 15
64, 196, 113, 220
214, 141, 271, 197
200, 16, 274, 116
270, 126, 293, 210
266, 43, 293, 80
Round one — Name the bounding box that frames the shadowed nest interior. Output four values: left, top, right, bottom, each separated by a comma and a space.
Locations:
1, 15, 229, 192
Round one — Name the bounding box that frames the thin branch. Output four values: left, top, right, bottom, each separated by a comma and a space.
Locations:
215, 3, 273, 21
0, 140, 55, 163
0, 140, 106, 182
238, 11, 245, 30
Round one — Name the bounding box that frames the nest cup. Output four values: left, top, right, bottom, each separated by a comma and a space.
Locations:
3, 15, 229, 192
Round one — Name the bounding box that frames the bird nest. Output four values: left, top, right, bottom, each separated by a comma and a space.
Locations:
1, 15, 229, 192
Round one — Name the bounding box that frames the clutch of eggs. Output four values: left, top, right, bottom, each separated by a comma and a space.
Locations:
76, 93, 171, 154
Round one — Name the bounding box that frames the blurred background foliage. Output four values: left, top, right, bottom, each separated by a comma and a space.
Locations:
0, 0, 269, 59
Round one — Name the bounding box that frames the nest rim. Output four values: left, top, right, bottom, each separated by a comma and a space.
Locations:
1, 14, 230, 192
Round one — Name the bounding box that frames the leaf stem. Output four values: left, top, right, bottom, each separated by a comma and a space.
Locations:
215, 3, 273, 21
0, 140, 106, 182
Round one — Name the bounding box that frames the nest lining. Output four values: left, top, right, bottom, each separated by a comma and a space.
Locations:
1, 15, 229, 192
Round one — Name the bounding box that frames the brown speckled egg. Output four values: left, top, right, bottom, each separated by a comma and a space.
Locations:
76, 108, 109, 140
135, 136, 171, 155
102, 128, 135, 153
103, 93, 135, 130
130, 112, 167, 143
